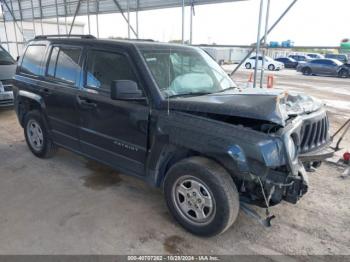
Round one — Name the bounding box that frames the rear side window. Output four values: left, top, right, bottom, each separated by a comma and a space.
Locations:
47, 46, 81, 83
20, 45, 47, 75
85, 50, 137, 91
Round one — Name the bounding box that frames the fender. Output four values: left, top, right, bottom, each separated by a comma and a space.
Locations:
18, 90, 45, 109
15, 90, 47, 127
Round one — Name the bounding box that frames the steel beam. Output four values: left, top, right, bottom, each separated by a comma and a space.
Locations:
17, 0, 24, 36
29, 0, 37, 36
190, 0, 194, 44
181, 0, 185, 44
127, 0, 130, 38
0, 3, 10, 51
69, 0, 82, 35
253, 0, 264, 88
63, 0, 69, 33
55, 0, 60, 34
38, 0, 44, 34
260, 0, 270, 88
96, 0, 100, 37
111, 0, 138, 38
230, 0, 299, 76
136, 0, 139, 38
5, 0, 20, 55
87, 0, 91, 35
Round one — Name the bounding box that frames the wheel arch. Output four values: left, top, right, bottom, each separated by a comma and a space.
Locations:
153, 145, 236, 190
16, 90, 46, 127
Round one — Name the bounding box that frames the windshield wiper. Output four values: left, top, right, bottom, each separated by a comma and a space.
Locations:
167, 92, 213, 98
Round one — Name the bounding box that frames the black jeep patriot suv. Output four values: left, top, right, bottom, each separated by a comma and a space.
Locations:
13, 35, 334, 236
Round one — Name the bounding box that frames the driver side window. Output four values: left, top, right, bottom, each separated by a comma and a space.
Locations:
85, 50, 138, 92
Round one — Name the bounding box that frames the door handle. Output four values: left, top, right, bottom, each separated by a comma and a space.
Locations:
76, 96, 97, 109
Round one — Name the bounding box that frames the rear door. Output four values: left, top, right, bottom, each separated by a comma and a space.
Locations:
41, 45, 82, 151
77, 47, 149, 176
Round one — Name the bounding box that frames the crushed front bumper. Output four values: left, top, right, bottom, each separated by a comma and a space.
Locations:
299, 142, 334, 162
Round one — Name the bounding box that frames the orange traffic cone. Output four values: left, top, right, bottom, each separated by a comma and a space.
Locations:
248, 72, 253, 83
267, 75, 274, 88
246, 72, 254, 88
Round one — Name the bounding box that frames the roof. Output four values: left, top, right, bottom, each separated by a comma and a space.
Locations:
29, 36, 199, 50
1, 0, 247, 21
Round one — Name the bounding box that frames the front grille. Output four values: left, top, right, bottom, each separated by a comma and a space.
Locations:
299, 114, 329, 154
3, 85, 12, 92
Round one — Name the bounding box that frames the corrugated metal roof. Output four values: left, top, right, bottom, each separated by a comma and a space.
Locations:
1, 0, 247, 21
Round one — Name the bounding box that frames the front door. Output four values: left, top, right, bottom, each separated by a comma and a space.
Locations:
41, 45, 82, 151
77, 48, 149, 176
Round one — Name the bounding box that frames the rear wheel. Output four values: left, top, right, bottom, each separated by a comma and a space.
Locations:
245, 63, 252, 69
164, 157, 239, 237
24, 110, 57, 158
302, 67, 312, 75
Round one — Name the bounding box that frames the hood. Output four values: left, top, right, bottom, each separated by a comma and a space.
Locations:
0, 64, 16, 80
168, 87, 322, 126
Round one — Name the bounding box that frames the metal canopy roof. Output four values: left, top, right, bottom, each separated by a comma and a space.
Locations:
1, 0, 247, 21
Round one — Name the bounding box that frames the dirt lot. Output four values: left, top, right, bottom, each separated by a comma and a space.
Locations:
0, 69, 349, 255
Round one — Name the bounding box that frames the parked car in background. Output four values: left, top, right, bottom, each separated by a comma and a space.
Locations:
297, 58, 349, 78
288, 54, 312, 62
0, 45, 16, 107
325, 53, 348, 64
245, 55, 284, 71
306, 53, 324, 59
275, 57, 298, 69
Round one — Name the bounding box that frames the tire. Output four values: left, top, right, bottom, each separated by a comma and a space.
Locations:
268, 64, 275, 71
338, 69, 349, 78
164, 157, 239, 237
24, 110, 57, 158
245, 63, 252, 69
302, 67, 312, 75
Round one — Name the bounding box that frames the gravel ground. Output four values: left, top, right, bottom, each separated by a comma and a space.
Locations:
0, 69, 349, 255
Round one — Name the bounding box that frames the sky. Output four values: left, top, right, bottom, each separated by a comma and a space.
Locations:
73, 0, 350, 46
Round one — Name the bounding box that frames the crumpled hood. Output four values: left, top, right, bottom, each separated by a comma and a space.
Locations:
168, 87, 323, 126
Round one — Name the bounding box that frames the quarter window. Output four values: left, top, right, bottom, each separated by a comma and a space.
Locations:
20, 45, 47, 75
85, 50, 137, 90
47, 46, 81, 83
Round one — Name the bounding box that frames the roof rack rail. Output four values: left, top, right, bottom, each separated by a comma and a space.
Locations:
34, 34, 96, 40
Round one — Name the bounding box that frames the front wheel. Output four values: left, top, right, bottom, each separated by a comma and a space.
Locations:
164, 157, 239, 237
24, 110, 57, 158
245, 63, 252, 69
268, 64, 275, 71
338, 69, 349, 78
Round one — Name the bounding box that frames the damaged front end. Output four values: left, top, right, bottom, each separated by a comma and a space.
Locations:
234, 94, 333, 226
159, 87, 335, 226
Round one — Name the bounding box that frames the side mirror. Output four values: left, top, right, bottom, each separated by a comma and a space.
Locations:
110, 80, 144, 100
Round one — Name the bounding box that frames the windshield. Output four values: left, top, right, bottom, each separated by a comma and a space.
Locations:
0, 46, 15, 65
140, 47, 236, 98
